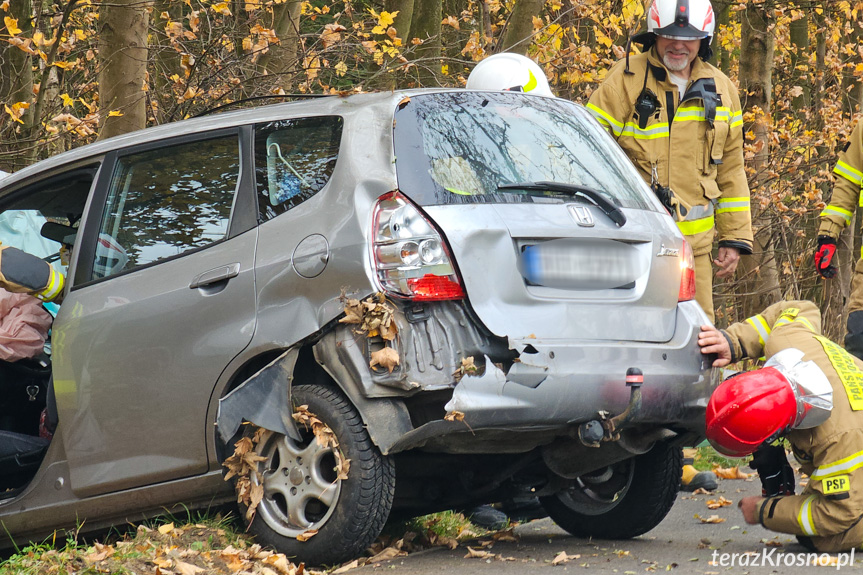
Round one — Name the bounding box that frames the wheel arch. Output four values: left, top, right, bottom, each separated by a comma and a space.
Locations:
216, 337, 414, 457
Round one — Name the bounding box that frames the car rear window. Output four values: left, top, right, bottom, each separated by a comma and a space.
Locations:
254, 116, 343, 221
393, 91, 652, 209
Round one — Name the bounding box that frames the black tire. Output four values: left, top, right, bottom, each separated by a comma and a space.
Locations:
540, 442, 681, 539
238, 384, 395, 565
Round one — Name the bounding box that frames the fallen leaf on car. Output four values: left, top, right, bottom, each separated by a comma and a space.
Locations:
712, 465, 752, 479
444, 410, 465, 422
453, 356, 479, 382
695, 514, 725, 524
340, 291, 398, 341
552, 551, 581, 565
706, 496, 732, 509
370, 347, 400, 373
296, 529, 318, 542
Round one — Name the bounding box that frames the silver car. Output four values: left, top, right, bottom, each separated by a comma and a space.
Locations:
0, 90, 715, 564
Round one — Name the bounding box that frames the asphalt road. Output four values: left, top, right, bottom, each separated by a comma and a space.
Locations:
354, 475, 863, 574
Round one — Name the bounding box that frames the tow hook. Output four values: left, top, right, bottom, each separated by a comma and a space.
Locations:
578, 368, 643, 447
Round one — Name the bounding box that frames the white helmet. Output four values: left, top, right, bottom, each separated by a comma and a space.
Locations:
466, 53, 553, 97
647, 0, 715, 40
93, 233, 129, 278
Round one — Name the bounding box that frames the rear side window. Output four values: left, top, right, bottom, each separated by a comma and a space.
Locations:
93, 135, 240, 280
254, 116, 343, 221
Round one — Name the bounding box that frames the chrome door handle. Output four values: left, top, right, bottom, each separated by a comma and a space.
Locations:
189, 263, 240, 289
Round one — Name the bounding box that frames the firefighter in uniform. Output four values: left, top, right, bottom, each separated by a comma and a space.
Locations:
699, 300, 863, 552
587, 0, 753, 324
815, 120, 863, 361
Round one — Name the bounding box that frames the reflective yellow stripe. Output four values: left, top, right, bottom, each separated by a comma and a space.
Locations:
813, 335, 863, 411
811, 449, 863, 479
716, 197, 750, 214
774, 316, 815, 332
36, 267, 64, 302
586, 104, 623, 137
834, 160, 863, 186
620, 122, 669, 140
820, 204, 854, 223
676, 214, 714, 235
745, 314, 771, 347
798, 495, 818, 536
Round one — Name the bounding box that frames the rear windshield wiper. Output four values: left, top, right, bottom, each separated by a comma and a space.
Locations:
497, 181, 626, 227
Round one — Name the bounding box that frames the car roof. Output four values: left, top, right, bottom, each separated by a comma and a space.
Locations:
0, 89, 464, 190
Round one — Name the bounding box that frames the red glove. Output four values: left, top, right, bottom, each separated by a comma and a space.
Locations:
814, 236, 837, 279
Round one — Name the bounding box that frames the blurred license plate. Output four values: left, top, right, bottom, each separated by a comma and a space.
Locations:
518, 238, 647, 290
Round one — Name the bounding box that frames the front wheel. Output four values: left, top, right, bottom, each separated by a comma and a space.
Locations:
540, 442, 681, 539
237, 384, 396, 565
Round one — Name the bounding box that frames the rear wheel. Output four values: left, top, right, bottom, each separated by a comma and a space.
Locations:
540, 442, 681, 539
238, 384, 395, 565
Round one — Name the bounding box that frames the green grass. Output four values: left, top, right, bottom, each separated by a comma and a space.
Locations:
692, 444, 746, 471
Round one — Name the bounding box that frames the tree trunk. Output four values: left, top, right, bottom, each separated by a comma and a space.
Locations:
385, 0, 415, 43
711, 0, 731, 73
0, 0, 34, 122
498, 0, 543, 55
410, 0, 442, 86
788, 5, 809, 111
151, 0, 183, 124
736, 2, 780, 319
98, 0, 150, 140
256, 0, 303, 90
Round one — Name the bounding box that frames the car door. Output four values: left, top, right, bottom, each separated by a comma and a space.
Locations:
54, 128, 259, 497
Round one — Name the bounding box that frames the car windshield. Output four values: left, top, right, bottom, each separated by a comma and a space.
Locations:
393, 91, 653, 209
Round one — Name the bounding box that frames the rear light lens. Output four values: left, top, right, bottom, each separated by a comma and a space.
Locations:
678, 240, 696, 302
372, 192, 465, 301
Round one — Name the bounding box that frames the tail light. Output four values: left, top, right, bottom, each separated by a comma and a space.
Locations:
372, 192, 465, 301
678, 240, 696, 302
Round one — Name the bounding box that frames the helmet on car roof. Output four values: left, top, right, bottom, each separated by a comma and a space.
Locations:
466, 53, 554, 98
647, 0, 715, 40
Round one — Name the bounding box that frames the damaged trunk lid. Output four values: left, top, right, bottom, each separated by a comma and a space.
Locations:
393, 91, 685, 343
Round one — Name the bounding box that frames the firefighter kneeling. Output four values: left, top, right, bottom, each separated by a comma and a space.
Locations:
698, 300, 863, 552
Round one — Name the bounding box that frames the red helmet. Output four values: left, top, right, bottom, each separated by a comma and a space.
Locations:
705, 367, 797, 457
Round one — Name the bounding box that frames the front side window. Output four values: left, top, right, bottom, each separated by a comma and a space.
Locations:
254, 116, 343, 221
94, 135, 240, 280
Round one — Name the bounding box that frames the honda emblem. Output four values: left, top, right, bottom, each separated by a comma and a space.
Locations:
568, 205, 595, 227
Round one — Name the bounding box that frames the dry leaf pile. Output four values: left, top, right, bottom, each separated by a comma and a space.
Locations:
222, 426, 268, 523
15, 523, 318, 575
339, 291, 398, 341
340, 291, 401, 373
292, 405, 351, 481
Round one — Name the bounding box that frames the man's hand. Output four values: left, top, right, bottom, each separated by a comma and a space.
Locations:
714, 246, 740, 278
698, 324, 732, 367
738, 496, 763, 525
814, 236, 838, 279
